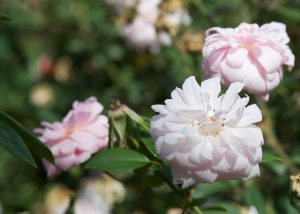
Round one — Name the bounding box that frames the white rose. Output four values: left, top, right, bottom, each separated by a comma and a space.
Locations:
151, 76, 264, 188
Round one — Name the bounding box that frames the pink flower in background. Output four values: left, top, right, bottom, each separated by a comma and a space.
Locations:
202, 22, 295, 100
122, 17, 159, 50
108, 0, 191, 52
35, 97, 109, 177
151, 77, 263, 188
122, 17, 171, 52
137, 0, 161, 23
121, 0, 172, 52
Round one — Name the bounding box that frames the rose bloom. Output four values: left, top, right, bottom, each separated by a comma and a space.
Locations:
121, 0, 172, 52
164, 8, 192, 27
202, 22, 295, 100
137, 0, 161, 23
122, 17, 164, 50
35, 97, 109, 177
74, 174, 125, 214
151, 77, 264, 188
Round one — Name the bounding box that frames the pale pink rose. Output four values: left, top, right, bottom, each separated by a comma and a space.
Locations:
202, 22, 295, 100
151, 77, 263, 188
121, 0, 173, 52
137, 0, 161, 23
121, 0, 172, 53
164, 8, 192, 27
35, 97, 109, 177
121, 17, 160, 51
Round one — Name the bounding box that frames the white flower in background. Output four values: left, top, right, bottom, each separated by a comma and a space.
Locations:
137, 0, 161, 23
151, 77, 264, 188
74, 189, 109, 214
248, 206, 259, 214
121, 0, 169, 52
74, 174, 126, 214
122, 17, 162, 52
164, 8, 192, 27
240, 206, 259, 214
108, 0, 191, 51
42, 185, 73, 214
30, 83, 54, 107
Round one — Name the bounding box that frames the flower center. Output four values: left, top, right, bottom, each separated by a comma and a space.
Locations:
196, 110, 226, 137
63, 129, 73, 138
238, 36, 258, 51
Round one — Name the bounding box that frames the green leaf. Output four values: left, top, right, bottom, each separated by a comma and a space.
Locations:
0, 112, 54, 164
203, 206, 227, 212
262, 154, 283, 162
85, 148, 150, 172
245, 186, 266, 214
193, 181, 239, 199
0, 13, 11, 20
153, 164, 182, 195
142, 137, 157, 157
202, 203, 239, 214
141, 175, 164, 188
0, 122, 36, 167
274, 7, 300, 21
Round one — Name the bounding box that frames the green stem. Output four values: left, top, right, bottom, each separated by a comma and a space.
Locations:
181, 187, 193, 214
193, 206, 203, 214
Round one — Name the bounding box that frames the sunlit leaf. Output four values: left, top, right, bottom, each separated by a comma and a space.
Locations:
85, 148, 150, 172
262, 154, 283, 162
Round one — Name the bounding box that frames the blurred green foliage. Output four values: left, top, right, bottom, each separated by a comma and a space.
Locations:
1, 0, 300, 213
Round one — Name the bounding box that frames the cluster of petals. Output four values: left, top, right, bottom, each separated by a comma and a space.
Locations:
35, 97, 109, 177
107, 0, 191, 52
151, 76, 264, 188
202, 22, 295, 100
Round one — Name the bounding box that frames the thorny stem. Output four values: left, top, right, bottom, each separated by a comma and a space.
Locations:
258, 99, 298, 174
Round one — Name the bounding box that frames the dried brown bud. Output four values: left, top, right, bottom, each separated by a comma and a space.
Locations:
177, 31, 204, 53
291, 173, 300, 198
